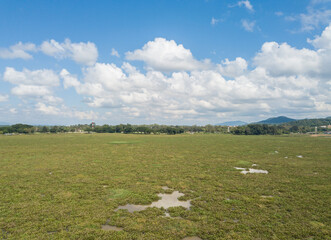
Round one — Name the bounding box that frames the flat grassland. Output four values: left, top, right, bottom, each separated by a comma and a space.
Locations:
0, 134, 330, 239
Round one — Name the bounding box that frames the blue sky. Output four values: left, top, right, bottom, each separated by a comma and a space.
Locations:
0, 0, 331, 125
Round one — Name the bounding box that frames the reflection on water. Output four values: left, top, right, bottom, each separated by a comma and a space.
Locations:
115, 190, 191, 213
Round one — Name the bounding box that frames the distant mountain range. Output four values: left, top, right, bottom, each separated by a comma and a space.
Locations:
217, 116, 297, 126
216, 121, 247, 126
255, 116, 296, 125
0, 122, 10, 126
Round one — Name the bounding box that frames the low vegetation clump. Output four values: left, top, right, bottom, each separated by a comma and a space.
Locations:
0, 134, 330, 239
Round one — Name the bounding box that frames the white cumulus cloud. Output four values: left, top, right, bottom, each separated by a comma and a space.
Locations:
254, 42, 319, 77
4, 23, 331, 123
62, 24, 331, 122
0, 42, 37, 59
308, 23, 331, 49
4, 67, 60, 86
218, 57, 248, 78
35, 102, 98, 120
125, 38, 210, 72
11, 85, 52, 97
60, 69, 81, 89
35, 102, 60, 115
3, 67, 63, 105
40, 39, 98, 65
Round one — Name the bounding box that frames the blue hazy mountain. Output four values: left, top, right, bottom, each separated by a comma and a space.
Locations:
256, 116, 296, 124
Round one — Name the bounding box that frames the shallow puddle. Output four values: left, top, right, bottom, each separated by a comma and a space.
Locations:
151, 191, 191, 209
234, 167, 268, 174
115, 190, 191, 213
101, 225, 123, 231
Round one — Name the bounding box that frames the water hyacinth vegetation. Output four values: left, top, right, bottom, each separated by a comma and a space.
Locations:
0, 133, 330, 239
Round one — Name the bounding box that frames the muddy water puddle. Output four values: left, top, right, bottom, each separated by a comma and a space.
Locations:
151, 191, 191, 209
234, 167, 268, 174
115, 190, 191, 213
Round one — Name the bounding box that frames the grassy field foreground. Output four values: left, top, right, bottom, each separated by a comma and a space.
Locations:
0, 134, 330, 239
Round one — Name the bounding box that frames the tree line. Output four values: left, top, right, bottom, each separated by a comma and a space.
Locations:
1, 121, 329, 135
0, 123, 228, 135
232, 124, 283, 135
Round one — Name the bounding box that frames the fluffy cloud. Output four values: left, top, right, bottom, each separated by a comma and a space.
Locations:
4, 67, 60, 86
254, 26, 331, 81
83, 63, 127, 91
125, 38, 210, 72
3, 24, 331, 123
11, 85, 52, 97
3, 67, 63, 106
0, 39, 98, 65
0, 42, 36, 59
308, 23, 331, 49
40, 39, 98, 65
35, 102, 98, 120
254, 42, 319, 76
218, 57, 248, 78
60, 69, 81, 89
60, 24, 331, 122
64, 64, 325, 121
0, 94, 9, 102
35, 102, 60, 115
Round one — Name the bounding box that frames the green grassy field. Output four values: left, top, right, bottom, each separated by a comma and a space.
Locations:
0, 134, 330, 239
